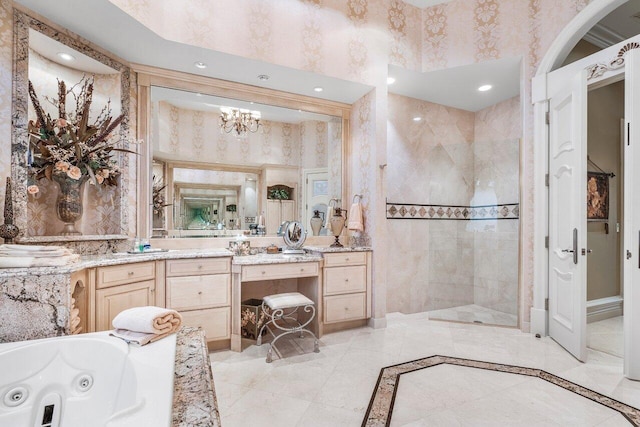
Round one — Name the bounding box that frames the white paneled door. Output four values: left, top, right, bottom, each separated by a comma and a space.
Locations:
623, 48, 640, 380
548, 71, 588, 362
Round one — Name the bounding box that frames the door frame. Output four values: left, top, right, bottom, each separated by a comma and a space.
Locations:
531, 0, 629, 337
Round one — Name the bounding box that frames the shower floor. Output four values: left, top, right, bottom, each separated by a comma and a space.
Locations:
428, 304, 518, 327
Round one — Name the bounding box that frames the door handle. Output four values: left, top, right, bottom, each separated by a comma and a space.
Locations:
561, 228, 579, 264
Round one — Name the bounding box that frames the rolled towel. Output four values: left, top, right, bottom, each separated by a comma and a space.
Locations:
347, 202, 364, 232
111, 306, 182, 345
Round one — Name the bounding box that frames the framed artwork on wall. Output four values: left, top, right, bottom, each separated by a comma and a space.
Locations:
587, 172, 609, 221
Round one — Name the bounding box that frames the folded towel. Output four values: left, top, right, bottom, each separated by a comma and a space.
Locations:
0, 244, 72, 259
0, 254, 79, 268
347, 202, 364, 232
111, 306, 182, 345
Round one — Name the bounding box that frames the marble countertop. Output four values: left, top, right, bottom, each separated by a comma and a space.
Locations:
304, 246, 372, 253
0, 248, 233, 278
232, 252, 323, 265
172, 327, 220, 427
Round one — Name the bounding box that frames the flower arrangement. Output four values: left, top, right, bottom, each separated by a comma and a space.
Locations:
27, 76, 136, 193
152, 175, 172, 216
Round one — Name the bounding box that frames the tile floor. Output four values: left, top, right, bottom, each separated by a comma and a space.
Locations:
588, 316, 624, 358
427, 304, 518, 327
210, 312, 640, 426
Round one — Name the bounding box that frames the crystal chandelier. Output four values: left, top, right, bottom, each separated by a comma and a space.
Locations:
219, 107, 261, 137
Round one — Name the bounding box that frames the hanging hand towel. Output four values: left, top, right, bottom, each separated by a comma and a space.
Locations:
348, 202, 364, 232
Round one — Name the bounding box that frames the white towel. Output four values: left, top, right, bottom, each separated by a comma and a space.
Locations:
0, 254, 78, 268
111, 306, 182, 345
347, 202, 364, 232
325, 206, 334, 229
0, 244, 71, 258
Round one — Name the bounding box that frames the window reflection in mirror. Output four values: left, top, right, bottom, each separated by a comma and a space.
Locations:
150, 86, 342, 237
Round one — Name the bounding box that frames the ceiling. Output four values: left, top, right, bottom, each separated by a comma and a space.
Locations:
17, 0, 517, 115
151, 87, 337, 124
402, 0, 452, 9
584, 0, 640, 47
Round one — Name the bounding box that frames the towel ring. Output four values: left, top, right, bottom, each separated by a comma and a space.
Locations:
352, 194, 363, 203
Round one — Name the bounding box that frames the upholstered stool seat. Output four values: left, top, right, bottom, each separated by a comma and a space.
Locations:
257, 292, 319, 363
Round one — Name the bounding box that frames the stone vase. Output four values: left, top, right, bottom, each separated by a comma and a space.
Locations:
309, 210, 324, 236
53, 173, 88, 236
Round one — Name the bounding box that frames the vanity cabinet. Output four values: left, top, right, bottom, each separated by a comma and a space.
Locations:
266, 199, 296, 234
94, 261, 162, 332
322, 252, 371, 325
165, 258, 231, 344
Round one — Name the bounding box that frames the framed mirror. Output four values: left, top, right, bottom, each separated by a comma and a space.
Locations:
136, 66, 351, 239
12, 9, 132, 240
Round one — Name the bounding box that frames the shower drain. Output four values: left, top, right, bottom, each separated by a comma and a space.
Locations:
4, 386, 28, 407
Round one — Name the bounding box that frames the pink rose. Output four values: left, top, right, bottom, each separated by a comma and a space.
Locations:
27, 185, 39, 195
96, 175, 104, 184
55, 161, 70, 172
56, 118, 67, 127
99, 169, 109, 178
66, 166, 82, 180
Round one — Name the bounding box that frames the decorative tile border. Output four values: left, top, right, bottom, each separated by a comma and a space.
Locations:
386, 202, 519, 220
362, 355, 640, 426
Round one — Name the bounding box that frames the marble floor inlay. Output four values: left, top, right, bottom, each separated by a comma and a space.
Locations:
363, 355, 640, 426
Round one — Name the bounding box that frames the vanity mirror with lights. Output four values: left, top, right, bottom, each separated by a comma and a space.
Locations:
136, 66, 352, 239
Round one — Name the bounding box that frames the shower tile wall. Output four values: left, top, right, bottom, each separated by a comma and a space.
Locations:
386, 93, 520, 316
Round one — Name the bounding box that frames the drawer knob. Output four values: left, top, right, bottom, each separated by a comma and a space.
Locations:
345, 307, 349, 311
346, 257, 350, 261
261, 271, 266, 275
128, 271, 134, 276
198, 291, 203, 295
345, 279, 349, 282
300, 268, 304, 272
198, 265, 203, 269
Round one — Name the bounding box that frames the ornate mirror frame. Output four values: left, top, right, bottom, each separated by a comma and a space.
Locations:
134, 64, 352, 239
11, 7, 132, 241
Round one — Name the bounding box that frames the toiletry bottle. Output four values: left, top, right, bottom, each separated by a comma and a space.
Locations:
133, 237, 141, 252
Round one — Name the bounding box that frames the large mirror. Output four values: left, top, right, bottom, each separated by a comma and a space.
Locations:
12, 10, 131, 239
148, 85, 344, 238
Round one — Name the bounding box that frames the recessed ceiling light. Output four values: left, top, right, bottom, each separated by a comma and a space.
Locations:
194, 61, 207, 69
412, 117, 422, 122
257, 74, 270, 81
57, 52, 75, 61
387, 77, 396, 85
478, 84, 492, 92
314, 87, 323, 92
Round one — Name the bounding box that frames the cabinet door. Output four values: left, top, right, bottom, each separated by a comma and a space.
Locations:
266, 199, 282, 235
281, 200, 296, 222
95, 280, 156, 332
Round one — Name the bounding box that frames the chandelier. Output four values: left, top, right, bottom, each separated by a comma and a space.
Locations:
219, 107, 261, 137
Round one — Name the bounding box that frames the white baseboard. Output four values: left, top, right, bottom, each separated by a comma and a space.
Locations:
587, 296, 623, 323
530, 308, 548, 337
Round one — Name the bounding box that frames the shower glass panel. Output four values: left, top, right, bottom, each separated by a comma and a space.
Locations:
427, 138, 520, 327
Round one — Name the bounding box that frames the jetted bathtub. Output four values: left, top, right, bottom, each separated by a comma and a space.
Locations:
0, 331, 176, 427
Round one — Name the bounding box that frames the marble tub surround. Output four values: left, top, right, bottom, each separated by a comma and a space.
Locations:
363, 355, 640, 426
173, 327, 221, 427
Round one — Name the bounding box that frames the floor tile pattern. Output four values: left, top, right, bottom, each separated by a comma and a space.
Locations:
363, 355, 640, 426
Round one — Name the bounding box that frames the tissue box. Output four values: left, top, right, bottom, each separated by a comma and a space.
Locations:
241, 299, 269, 340
229, 240, 251, 256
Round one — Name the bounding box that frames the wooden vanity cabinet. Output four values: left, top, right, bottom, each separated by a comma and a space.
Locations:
93, 261, 163, 332
322, 252, 371, 326
165, 258, 231, 346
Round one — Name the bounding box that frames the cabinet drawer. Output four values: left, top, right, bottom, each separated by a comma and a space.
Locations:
166, 258, 230, 277
167, 274, 230, 310
242, 262, 318, 281
323, 252, 367, 267
96, 262, 156, 289
180, 307, 230, 341
324, 265, 367, 295
324, 293, 366, 323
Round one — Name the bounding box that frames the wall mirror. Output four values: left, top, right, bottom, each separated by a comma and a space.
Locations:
12, 9, 131, 239
143, 79, 349, 239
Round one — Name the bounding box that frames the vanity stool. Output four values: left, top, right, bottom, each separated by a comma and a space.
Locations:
256, 292, 320, 363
